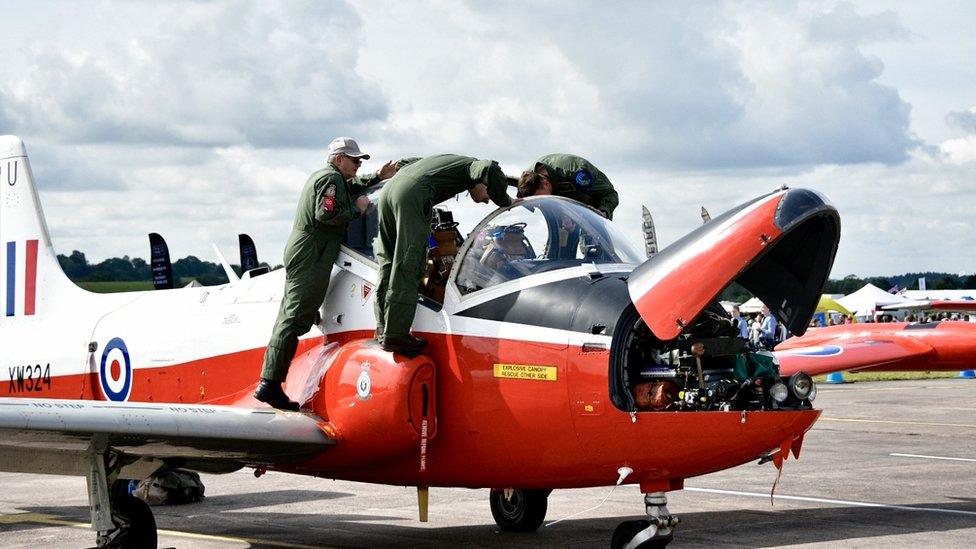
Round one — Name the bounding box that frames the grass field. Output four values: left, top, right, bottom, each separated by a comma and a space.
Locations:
813, 370, 965, 382
76, 279, 202, 292
77, 281, 155, 292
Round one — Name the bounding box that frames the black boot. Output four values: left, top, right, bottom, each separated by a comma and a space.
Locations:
381, 335, 428, 357
254, 379, 300, 411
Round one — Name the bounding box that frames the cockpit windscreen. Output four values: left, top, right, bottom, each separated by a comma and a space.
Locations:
456, 197, 644, 295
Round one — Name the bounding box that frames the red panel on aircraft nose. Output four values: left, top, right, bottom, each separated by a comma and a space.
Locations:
628, 193, 783, 340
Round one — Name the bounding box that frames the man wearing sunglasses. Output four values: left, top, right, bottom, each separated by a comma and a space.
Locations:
256, 137, 397, 411
516, 154, 618, 219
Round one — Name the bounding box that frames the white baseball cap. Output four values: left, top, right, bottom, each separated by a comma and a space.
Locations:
328, 137, 370, 159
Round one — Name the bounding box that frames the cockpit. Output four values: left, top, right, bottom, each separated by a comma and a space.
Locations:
453, 197, 644, 295
342, 195, 646, 306
415, 196, 641, 301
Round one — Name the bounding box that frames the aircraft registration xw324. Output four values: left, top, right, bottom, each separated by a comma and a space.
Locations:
0, 135, 840, 548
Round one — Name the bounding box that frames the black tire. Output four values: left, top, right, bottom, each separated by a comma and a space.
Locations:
611, 519, 673, 549
489, 488, 548, 532
109, 495, 157, 548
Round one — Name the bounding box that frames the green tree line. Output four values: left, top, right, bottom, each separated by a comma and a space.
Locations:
60, 250, 976, 299
58, 251, 238, 286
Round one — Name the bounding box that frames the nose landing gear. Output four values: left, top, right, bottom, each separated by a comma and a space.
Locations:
489, 488, 550, 532
611, 492, 678, 549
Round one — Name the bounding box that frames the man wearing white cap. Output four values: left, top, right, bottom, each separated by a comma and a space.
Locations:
255, 137, 397, 410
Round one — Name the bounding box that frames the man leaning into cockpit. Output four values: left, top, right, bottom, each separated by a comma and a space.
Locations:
515, 153, 618, 219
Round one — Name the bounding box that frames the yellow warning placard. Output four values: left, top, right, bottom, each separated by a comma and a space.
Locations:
493, 364, 557, 381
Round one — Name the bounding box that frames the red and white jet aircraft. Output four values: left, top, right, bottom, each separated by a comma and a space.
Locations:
777, 315, 976, 377
0, 136, 840, 548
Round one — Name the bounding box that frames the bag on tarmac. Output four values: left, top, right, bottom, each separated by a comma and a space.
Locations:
133, 470, 205, 506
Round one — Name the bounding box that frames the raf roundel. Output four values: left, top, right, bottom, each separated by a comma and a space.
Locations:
778, 345, 843, 357
99, 337, 132, 402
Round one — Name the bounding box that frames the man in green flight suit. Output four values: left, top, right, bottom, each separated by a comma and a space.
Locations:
516, 153, 619, 219
375, 154, 513, 355
255, 137, 397, 410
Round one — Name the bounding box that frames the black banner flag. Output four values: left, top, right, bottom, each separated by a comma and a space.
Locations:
239, 234, 259, 273
148, 233, 174, 290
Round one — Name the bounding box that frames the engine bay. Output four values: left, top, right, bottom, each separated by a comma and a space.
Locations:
613, 302, 816, 413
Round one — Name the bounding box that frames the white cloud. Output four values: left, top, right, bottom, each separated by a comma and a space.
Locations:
0, 0, 974, 280
611, 141, 976, 277
40, 143, 318, 266
946, 107, 976, 134
940, 135, 976, 165
1, 1, 388, 148
356, 0, 917, 169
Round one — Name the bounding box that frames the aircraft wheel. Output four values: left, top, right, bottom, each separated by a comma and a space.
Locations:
489, 488, 548, 532
611, 519, 673, 549
108, 495, 157, 548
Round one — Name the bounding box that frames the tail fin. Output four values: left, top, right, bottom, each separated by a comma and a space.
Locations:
1, 135, 81, 323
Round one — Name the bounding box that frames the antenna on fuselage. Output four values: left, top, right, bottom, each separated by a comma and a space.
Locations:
212, 243, 240, 283
642, 205, 658, 258
701, 206, 711, 224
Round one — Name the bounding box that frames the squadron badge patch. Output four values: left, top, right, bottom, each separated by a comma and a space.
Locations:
574, 169, 592, 190
322, 184, 337, 212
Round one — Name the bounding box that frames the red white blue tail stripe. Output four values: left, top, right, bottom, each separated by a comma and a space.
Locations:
5, 240, 38, 317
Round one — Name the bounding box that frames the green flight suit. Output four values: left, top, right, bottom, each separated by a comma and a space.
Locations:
261, 164, 380, 382
535, 153, 619, 219
375, 154, 512, 340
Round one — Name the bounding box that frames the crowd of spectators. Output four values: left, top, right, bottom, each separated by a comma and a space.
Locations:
729, 303, 976, 351
730, 304, 790, 350
903, 312, 976, 323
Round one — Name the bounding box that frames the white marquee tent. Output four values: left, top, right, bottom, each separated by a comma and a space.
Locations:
836, 283, 908, 317
739, 297, 764, 314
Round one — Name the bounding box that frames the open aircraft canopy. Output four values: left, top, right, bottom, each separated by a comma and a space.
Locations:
628, 188, 841, 341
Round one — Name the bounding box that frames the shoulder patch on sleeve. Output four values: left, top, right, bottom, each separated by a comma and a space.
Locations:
321, 183, 338, 213
574, 169, 592, 190
322, 196, 335, 212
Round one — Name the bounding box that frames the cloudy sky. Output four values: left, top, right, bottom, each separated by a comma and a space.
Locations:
1, 0, 974, 277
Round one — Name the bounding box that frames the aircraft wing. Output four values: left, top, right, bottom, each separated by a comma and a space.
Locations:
0, 397, 333, 475
775, 337, 936, 376
881, 300, 976, 312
